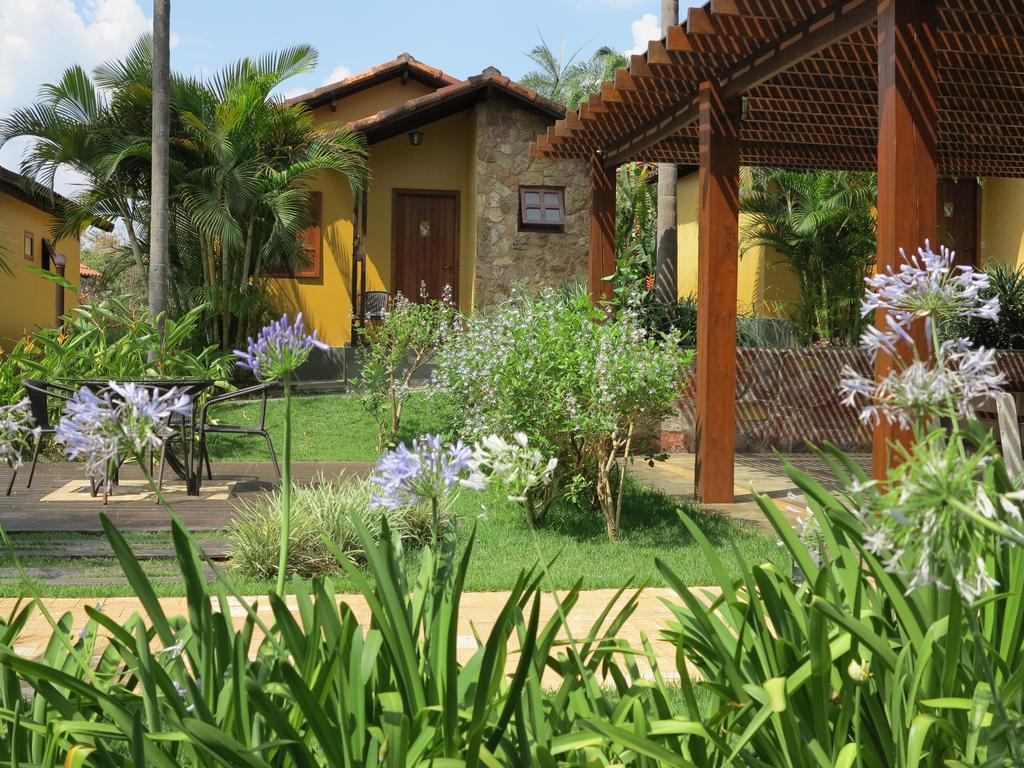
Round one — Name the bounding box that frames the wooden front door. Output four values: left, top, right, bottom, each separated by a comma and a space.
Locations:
937, 178, 980, 267
393, 190, 459, 303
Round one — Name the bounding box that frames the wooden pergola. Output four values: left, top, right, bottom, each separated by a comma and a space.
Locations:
531, 0, 1023, 503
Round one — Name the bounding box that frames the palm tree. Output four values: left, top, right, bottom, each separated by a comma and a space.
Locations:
521, 37, 626, 110
149, 0, 171, 320
0, 37, 189, 274
610, 163, 658, 306
739, 168, 877, 346
175, 45, 368, 347
3, 39, 368, 350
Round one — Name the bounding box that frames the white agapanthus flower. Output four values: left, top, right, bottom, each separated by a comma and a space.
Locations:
861, 241, 999, 326
841, 242, 1022, 604
840, 242, 1006, 429
466, 432, 558, 503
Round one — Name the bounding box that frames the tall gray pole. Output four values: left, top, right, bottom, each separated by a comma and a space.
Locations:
148, 0, 171, 326
655, 0, 679, 303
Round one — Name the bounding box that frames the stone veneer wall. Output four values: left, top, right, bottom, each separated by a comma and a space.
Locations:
660, 348, 1024, 454
472, 97, 589, 306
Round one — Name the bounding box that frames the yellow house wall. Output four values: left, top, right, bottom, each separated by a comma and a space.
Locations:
0, 194, 80, 347
268, 172, 355, 347
270, 102, 475, 346
310, 79, 436, 127
675, 171, 796, 314
364, 110, 475, 310
979, 178, 1024, 270
677, 174, 1024, 318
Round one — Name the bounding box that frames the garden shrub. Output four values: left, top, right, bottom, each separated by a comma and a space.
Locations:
945, 262, 1024, 349
356, 285, 457, 448
228, 475, 452, 578
434, 287, 691, 539
0, 297, 234, 406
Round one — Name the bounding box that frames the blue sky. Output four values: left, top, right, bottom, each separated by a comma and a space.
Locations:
0, 0, 701, 188
173, 0, 672, 95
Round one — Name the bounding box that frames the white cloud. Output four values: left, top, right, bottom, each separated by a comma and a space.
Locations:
625, 13, 660, 56
322, 65, 352, 86
0, 0, 151, 187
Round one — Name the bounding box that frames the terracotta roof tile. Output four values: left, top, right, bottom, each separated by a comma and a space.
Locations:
285, 53, 460, 108
347, 69, 565, 143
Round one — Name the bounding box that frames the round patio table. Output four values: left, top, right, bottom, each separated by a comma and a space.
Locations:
74, 378, 216, 495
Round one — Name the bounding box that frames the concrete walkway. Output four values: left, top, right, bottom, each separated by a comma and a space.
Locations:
632, 452, 868, 534
0, 588, 710, 678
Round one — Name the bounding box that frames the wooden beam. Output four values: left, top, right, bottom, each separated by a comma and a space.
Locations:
695, 81, 742, 505
588, 154, 616, 304
873, 0, 938, 479
602, 0, 875, 167
712, 0, 830, 18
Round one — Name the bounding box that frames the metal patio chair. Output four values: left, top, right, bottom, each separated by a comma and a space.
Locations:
195, 382, 281, 489
16, 379, 79, 492
361, 290, 391, 323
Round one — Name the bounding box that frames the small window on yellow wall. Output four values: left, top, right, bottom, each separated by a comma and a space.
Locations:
518, 186, 564, 230
269, 191, 322, 279
23, 231, 34, 262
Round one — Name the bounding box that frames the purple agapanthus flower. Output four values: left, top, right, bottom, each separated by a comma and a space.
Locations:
0, 399, 40, 470
370, 434, 473, 510
234, 313, 329, 381
56, 384, 192, 481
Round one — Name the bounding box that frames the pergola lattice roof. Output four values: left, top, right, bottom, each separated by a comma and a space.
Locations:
531, 0, 1024, 177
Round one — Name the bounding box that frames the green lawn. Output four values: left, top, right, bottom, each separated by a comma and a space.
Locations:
3, 392, 788, 596
204, 391, 445, 462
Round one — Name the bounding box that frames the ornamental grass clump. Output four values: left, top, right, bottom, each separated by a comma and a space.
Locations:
235, 312, 327, 594
229, 475, 453, 579
435, 287, 691, 539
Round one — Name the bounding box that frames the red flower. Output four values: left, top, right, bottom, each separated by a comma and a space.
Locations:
645, 274, 655, 292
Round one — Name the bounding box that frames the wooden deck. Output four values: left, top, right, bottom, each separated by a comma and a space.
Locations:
0, 462, 374, 532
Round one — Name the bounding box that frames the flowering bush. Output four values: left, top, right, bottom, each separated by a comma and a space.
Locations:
434, 288, 691, 538
356, 285, 456, 449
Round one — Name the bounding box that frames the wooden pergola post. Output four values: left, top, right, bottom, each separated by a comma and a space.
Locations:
873, 0, 938, 478
589, 154, 617, 303
695, 81, 741, 504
